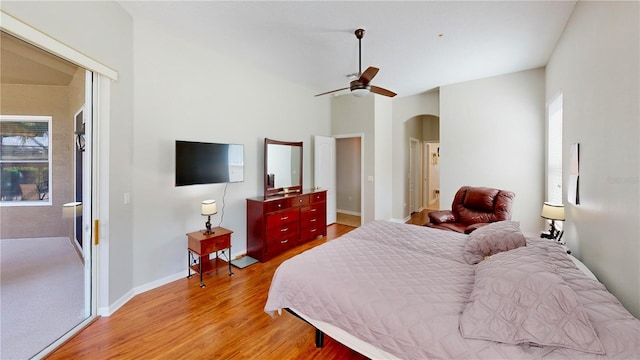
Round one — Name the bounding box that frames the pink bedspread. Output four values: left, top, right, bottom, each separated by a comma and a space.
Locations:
265, 220, 640, 359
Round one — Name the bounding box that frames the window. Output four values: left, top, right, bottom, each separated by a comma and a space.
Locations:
0, 115, 52, 206
547, 95, 563, 205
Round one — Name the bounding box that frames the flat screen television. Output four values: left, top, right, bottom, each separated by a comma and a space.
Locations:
175, 140, 244, 186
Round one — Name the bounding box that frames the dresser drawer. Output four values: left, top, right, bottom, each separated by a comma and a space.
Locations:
190, 233, 230, 255
301, 203, 325, 224
311, 191, 326, 203
266, 221, 299, 240
301, 224, 324, 242
266, 223, 299, 253
301, 214, 325, 229
265, 198, 293, 213
266, 209, 299, 229
293, 195, 310, 207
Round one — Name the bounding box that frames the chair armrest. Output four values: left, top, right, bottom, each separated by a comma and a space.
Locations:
428, 210, 456, 224
464, 222, 489, 234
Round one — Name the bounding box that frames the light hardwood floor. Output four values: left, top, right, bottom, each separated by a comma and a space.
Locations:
47, 215, 428, 360
404, 208, 435, 226
336, 212, 361, 227
46, 224, 368, 360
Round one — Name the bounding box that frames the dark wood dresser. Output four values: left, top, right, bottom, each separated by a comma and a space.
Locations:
246, 189, 327, 262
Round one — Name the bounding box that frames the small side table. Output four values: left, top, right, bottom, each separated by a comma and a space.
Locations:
187, 227, 234, 288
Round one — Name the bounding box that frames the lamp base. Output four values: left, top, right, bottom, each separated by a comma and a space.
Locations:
203, 216, 214, 235
541, 220, 561, 240
540, 231, 554, 239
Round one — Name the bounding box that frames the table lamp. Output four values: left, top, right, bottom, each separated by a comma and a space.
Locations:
541, 202, 565, 240
201, 199, 217, 234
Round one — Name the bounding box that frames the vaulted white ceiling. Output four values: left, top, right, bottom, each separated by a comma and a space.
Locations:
120, 1, 576, 97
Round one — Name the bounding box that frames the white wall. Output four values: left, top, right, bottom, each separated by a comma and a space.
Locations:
423, 115, 439, 142
374, 96, 393, 220
131, 19, 331, 288
546, 1, 639, 317
391, 92, 440, 219
2, 1, 135, 307
440, 68, 545, 234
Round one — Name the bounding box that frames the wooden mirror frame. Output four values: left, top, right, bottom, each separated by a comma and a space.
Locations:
264, 138, 303, 196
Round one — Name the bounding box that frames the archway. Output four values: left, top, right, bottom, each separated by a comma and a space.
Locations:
403, 114, 440, 218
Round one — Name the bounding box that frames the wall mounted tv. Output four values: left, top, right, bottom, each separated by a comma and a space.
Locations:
175, 140, 244, 186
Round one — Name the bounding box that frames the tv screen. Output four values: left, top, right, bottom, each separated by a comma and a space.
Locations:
175, 140, 244, 186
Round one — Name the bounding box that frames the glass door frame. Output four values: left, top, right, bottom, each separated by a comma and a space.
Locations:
1, 10, 117, 359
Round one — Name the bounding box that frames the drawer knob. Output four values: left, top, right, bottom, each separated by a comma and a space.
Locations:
278, 204, 282, 208
310, 219, 316, 222
281, 228, 288, 232
281, 216, 289, 220
311, 209, 317, 212
281, 239, 289, 244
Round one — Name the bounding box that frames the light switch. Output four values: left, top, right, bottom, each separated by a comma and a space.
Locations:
367, 176, 374, 182
124, 192, 130, 204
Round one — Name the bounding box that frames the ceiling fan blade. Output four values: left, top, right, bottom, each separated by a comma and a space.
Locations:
370, 85, 397, 97
315, 87, 350, 97
359, 66, 379, 84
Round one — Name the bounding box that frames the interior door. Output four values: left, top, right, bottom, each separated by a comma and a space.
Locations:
314, 135, 336, 225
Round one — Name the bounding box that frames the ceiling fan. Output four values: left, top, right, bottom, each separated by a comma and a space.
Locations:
315, 29, 397, 98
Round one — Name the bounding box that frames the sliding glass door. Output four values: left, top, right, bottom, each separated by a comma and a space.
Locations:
0, 31, 94, 359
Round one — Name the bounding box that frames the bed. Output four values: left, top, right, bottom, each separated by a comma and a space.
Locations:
265, 220, 640, 359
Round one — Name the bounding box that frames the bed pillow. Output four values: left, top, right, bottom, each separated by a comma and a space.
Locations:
459, 246, 605, 354
463, 220, 526, 265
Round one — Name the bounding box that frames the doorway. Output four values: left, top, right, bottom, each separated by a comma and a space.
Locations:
404, 114, 440, 217
335, 136, 362, 227
0, 31, 95, 359
314, 135, 363, 227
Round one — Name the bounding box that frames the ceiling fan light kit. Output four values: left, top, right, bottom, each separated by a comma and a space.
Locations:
350, 83, 370, 97
316, 28, 396, 98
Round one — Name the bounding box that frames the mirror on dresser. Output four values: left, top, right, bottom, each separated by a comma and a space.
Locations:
264, 138, 303, 196
247, 138, 327, 262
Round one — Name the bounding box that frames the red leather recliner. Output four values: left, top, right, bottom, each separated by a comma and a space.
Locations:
426, 186, 515, 234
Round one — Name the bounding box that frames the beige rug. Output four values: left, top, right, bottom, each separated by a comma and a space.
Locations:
1, 237, 86, 359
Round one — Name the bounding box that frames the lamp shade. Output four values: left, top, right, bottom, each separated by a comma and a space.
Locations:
541, 202, 565, 221
201, 199, 217, 216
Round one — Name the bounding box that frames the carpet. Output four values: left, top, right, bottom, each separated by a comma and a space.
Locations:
1, 237, 86, 360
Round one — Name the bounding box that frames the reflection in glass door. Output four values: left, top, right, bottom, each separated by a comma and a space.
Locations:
0, 32, 94, 359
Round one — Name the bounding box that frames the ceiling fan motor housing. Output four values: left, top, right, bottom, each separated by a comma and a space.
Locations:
350, 80, 371, 97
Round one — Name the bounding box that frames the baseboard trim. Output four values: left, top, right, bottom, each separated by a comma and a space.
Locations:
101, 250, 247, 316
99, 288, 134, 317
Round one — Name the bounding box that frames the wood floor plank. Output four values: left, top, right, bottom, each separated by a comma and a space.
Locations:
45, 223, 369, 360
